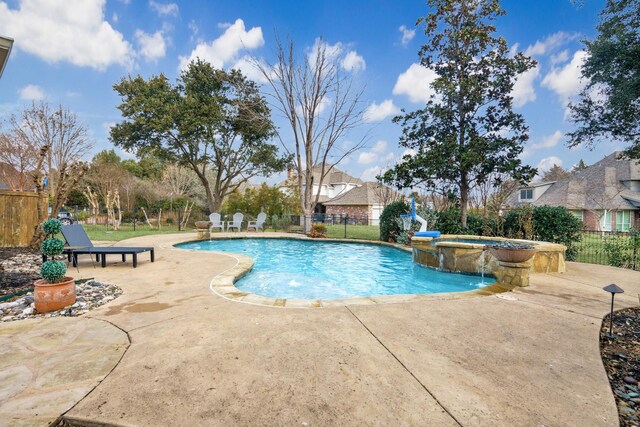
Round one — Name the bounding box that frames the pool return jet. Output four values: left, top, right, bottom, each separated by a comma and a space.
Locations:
400, 198, 441, 238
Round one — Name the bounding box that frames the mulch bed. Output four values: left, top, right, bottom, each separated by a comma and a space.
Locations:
601, 307, 640, 426
0, 247, 41, 298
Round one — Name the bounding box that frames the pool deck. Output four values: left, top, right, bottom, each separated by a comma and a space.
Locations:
2, 232, 639, 426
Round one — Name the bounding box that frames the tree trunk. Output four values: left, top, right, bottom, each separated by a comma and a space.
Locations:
460, 177, 469, 230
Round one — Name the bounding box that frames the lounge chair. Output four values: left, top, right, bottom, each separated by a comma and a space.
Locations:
247, 212, 267, 231
209, 213, 224, 232
226, 213, 244, 232
61, 224, 154, 268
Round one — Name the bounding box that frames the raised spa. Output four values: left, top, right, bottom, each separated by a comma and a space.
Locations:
176, 238, 495, 299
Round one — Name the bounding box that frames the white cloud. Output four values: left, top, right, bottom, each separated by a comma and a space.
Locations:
522, 130, 564, 158
308, 38, 343, 70
361, 165, 385, 182
358, 151, 378, 164
511, 65, 540, 107
0, 0, 134, 70
399, 25, 416, 47
537, 156, 563, 174
341, 50, 365, 72
541, 50, 588, 111
148, 1, 178, 17
363, 99, 400, 122
112, 12, 118, 23
179, 18, 264, 70
550, 49, 569, 65
393, 63, 438, 103
18, 84, 45, 101
357, 140, 389, 165
135, 30, 166, 63
231, 55, 269, 83
372, 140, 387, 153
524, 31, 579, 57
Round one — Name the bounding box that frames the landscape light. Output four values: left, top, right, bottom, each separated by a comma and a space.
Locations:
602, 283, 624, 338
0, 36, 14, 78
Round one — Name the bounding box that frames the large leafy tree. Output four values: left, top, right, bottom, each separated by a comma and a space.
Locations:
111, 59, 289, 212
568, 0, 640, 158
381, 0, 536, 228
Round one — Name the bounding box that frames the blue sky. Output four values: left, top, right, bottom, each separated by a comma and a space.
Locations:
0, 0, 621, 184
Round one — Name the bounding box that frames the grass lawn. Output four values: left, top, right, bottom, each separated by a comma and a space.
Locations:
84, 224, 191, 241
325, 224, 380, 241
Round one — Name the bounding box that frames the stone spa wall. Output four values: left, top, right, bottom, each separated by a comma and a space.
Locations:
411, 235, 567, 288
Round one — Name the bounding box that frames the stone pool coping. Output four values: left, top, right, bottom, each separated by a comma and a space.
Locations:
171, 234, 515, 308
412, 234, 567, 251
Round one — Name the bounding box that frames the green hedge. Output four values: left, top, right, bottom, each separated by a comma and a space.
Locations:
379, 201, 409, 242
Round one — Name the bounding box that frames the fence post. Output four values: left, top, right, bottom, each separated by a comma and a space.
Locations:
633, 229, 638, 270
344, 215, 348, 238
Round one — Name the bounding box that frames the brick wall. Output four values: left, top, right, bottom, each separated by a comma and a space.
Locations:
583, 210, 600, 230
325, 205, 370, 219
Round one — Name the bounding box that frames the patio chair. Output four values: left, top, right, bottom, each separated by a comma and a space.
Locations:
61, 224, 154, 268
247, 212, 267, 231
227, 213, 244, 232
209, 213, 224, 232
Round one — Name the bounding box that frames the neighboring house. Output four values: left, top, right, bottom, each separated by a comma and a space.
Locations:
279, 164, 363, 208
509, 152, 640, 231
323, 181, 401, 225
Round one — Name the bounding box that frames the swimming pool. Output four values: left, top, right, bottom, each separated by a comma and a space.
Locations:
176, 238, 494, 300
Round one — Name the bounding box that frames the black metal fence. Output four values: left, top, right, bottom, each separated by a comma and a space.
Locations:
64, 207, 380, 240
574, 229, 640, 270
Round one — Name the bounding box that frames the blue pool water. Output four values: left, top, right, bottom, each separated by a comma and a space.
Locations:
176, 238, 494, 299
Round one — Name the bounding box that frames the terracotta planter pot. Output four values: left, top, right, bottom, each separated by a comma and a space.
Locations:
195, 221, 211, 229
487, 247, 536, 263
34, 277, 76, 313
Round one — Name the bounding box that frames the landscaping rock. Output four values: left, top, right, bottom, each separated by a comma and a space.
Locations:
601, 307, 640, 427
0, 279, 122, 322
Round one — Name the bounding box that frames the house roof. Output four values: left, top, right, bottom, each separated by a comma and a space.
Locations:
323, 182, 400, 206
511, 152, 640, 210
279, 164, 363, 187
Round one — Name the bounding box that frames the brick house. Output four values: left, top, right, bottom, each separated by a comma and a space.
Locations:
323, 182, 401, 226
509, 152, 640, 231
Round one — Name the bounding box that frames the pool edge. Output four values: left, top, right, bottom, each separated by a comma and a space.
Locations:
178, 234, 517, 309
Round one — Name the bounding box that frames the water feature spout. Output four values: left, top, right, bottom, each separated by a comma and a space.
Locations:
438, 252, 444, 272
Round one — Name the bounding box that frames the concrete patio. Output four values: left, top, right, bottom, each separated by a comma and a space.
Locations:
1, 232, 639, 426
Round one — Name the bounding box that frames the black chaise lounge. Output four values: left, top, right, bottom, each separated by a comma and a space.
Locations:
61, 224, 154, 268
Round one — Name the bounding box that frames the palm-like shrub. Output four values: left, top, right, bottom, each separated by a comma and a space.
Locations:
39, 218, 67, 283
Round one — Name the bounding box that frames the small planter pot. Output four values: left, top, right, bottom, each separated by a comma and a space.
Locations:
487, 247, 536, 263
195, 221, 211, 229
33, 277, 76, 313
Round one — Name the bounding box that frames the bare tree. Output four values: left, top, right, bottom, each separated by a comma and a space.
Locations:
255, 37, 366, 232
4, 102, 92, 214
372, 181, 403, 208
0, 132, 39, 191
162, 163, 198, 201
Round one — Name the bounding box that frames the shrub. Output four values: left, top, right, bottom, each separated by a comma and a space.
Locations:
40, 261, 67, 283
39, 218, 67, 283
434, 208, 498, 235
602, 230, 640, 268
531, 206, 583, 260
379, 201, 409, 242
504, 205, 582, 260
308, 223, 327, 238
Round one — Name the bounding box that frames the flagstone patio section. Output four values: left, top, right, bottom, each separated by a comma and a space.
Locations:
1, 232, 639, 426
0, 317, 128, 426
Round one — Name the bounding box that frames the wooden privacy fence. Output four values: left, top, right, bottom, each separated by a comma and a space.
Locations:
0, 190, 45, 247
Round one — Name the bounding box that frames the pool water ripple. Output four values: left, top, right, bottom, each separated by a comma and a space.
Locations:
177, 238, 494, 299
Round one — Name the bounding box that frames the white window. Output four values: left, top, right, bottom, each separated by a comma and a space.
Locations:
570, 210, 584, 221
616, 210, 631, 232
520, 189, 533, 201
600, 210, 612, 231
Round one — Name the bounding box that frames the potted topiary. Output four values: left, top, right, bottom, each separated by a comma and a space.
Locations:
34, 218, 76, 313
485, 241, 537, 263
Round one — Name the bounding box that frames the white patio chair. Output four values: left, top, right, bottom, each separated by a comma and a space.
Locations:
247, 212, 267, 232
209, 213, 224, 232
227, 212, 244, 232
